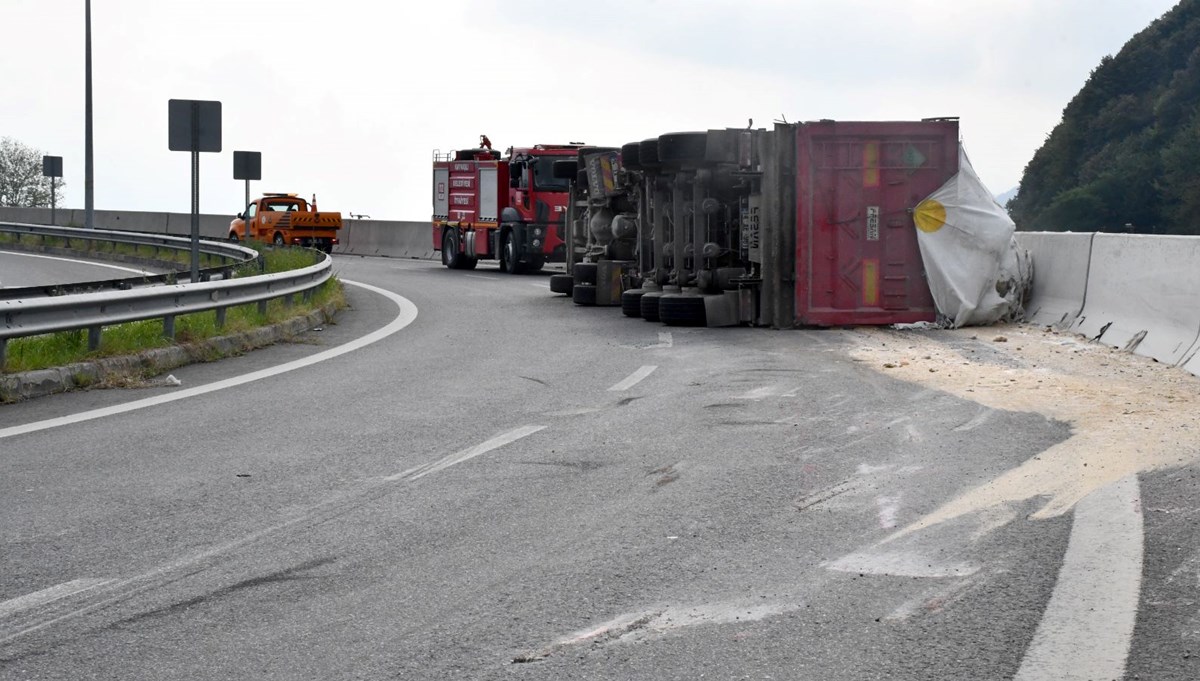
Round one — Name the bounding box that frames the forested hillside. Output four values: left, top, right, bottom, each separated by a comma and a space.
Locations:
1009, 0, 1200, 233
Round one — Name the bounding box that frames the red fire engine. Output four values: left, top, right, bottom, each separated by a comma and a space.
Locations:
432, 135, 583, 272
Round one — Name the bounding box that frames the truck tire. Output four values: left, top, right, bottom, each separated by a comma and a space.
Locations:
573, 262, 598, 285
443, 229, 475, 270
620, 142, 643, 170
622, 289, 646, 317
640, 291, 663, 322
639, 138, 661, 168
500, 230, 522, 274
658, 132, 708, 166
273, 232, 285, 247
549, 274, 573, 295
228, 232, 239, 243
572, 283, 597, 306
659, 294, 707, 326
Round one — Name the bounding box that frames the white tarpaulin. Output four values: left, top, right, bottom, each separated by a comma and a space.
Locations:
912, 147, 1031, 327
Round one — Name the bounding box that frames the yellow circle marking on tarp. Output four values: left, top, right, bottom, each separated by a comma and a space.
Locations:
914, 199, 947, 233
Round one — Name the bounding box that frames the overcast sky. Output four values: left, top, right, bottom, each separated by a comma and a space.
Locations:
3, 0, 1181, 221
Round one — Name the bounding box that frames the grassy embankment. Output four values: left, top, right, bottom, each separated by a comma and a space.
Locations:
1, 237, 344, 374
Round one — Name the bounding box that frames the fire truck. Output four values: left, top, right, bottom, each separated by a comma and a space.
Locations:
432, 136, 583, 272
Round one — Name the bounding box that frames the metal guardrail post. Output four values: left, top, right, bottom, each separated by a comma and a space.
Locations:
88, 326, 101, 351
215, 307, 227, 330
0, 338, 6, 371
163, 315, 176, 340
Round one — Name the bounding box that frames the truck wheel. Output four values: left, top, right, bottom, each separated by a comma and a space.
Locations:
640, 291, 663, 322
659, 295, 707, 326
573, 283, 597, 306
573, 262, 598, 285
549, 274, 573, 295
639, 138, 661, 168
658, 132, 708, 166
622, 289, 646, 317
528, 256, 545, 272
273, 232, 285, 247
443, 230, 468, 269
620, 142, 643, 170
228, 232, 239, 243
500, 231, 523, 274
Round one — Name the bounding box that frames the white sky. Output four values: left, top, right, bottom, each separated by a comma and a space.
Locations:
2, 0, 1180, 220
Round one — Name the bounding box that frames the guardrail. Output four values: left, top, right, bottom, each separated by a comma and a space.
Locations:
0, 222, 259, 300
0, 225, 332, 370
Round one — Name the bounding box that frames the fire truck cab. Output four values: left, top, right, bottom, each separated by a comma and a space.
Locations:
433, 136, 582, 273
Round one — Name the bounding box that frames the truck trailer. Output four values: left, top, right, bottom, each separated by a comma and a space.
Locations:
554, 119, 963, 328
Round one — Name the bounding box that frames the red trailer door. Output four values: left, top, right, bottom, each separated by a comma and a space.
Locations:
794, 120, 959, 326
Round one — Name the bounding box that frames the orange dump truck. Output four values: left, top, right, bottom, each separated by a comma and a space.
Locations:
230, 193, 341, 253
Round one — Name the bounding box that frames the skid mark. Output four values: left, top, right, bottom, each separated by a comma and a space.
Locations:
794, 479, 862, 512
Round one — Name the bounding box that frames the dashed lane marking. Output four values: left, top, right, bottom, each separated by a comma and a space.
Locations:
608, 366, 658, 392
384, 425, 547, 481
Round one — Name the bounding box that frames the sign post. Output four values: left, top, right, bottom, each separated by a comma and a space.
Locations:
42, 156, 63, 225
233, 151, 262, 242
168, 99, 221, 281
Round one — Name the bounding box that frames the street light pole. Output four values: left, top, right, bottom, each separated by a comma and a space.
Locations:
84, 0, 95, 229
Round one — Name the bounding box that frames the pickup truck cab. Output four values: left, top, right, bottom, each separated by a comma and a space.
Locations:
230, 193, 341, 253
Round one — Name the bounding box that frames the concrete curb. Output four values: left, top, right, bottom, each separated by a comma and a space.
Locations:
0, 302, 339, 403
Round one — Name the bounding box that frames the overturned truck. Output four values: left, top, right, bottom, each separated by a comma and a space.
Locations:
551, 118, 1010, 328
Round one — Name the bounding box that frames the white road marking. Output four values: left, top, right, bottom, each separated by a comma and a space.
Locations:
608, 365, 658, 392
0, 579, 115, 619
528, 282, 550, 289
647, 332, 674, 349
464, 274, 497, 281
1014, 475, 1143, 681
824, 550, 979, 578
0, 279, 418, 440
384, 425, 546, 481
2, 251, 152, 276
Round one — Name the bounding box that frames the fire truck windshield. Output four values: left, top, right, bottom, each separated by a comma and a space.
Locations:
531, 156, 570, 192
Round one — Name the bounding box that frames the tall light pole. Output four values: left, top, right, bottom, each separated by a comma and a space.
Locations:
84, 0, 95, 229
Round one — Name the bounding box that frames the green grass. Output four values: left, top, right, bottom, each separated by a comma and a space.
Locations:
3, 246, 343, 374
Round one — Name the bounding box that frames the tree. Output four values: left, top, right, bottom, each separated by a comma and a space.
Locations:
0, 137, 66, 208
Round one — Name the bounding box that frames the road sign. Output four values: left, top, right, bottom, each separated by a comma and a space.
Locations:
42, 156, 63, 178
168, 99, 222, 153
233, 151, 261, 181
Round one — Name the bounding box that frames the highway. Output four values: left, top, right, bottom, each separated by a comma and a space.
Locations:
0, 251, 161, 288
1, 255, 1198, 680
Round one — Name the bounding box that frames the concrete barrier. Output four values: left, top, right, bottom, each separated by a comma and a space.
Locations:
337, 220, 434, 259
1071, 233, 1200, 366
1016, 231, 1094, 329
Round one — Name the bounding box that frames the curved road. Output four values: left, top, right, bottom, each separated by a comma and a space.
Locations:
0, 256, 1196, 680
0, 250, 160, 288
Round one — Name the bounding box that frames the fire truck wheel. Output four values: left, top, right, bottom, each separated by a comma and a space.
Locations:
549, 274, 573, 295
460, 256, 478, 270
572, 283, 597, 306
273, 232, 285, 247
573, 262, 598, 285
658, 132, 708, 166
443, 230, 472, 269
659, 295, 707, 326
500, 231, 524, 274
622, 289, 646, 317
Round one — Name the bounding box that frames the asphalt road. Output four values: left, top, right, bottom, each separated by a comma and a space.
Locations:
0, 251, 159, 288
0, 255, 1196, 680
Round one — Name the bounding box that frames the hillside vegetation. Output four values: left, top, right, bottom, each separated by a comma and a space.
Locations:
1009, 0, 1200, 233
